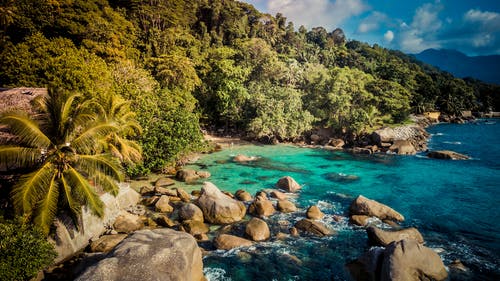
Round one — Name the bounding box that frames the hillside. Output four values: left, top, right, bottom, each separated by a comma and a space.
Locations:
415, 49, 500, 84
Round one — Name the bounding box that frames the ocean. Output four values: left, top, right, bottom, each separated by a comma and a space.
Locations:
186, 120, 500, 280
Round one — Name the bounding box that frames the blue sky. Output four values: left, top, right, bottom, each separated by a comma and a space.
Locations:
241, 0, 500, 55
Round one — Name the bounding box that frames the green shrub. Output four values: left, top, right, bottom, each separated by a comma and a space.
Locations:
0, 220, 56, 281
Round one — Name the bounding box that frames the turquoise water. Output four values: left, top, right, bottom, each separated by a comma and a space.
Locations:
187, 121, 500, 280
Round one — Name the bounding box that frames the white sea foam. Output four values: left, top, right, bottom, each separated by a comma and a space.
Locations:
443, 141, 462, 145
204, 267, 232, 281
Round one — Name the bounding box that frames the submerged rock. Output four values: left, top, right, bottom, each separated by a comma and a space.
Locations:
233, 154, 258, 162
196, 182, 246, 224
323, 172, 359, 183
276, 176, 301, 192
349, 195, 404, 222
245, 218, 270, 241
75, 229, 204, 281
427, 150, 469, 160
366, 226, 424, 246
214, 234, 254, 250
294, 219, 333, 236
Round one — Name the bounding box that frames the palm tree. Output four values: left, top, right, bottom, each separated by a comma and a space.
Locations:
0, 89, 124, 235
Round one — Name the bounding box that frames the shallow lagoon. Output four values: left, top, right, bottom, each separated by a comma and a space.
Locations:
187, 121, 500, 280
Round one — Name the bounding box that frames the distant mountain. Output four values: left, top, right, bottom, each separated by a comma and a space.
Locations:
414, 49, 500, 84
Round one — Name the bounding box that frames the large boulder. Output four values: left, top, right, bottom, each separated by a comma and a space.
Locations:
178, 203, 204, 222
75, 229, 205, 281
276, 176, 301, 192
277, 200, 297, 213
381, 239, 448, 281
89, 234, 127, 253
306, 205, 324, 220
389, 140, 416, 155
349, 195, 404, 222
366, 226, 424, 246
195, 182, 246, 224
372, 127, 396, 145
294, 219, 333, 236
427, 150, 469, 160
248, 197, 276, 218
245, 218, 270, 241
213, 234, 254, 250
113, 211, 144, 233
176, 169, 200, 182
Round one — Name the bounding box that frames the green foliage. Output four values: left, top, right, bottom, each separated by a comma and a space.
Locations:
0, 219, 56, 281
0, 89, 126, 234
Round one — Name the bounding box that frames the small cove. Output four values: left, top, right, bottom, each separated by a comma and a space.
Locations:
186, 121, 500, 280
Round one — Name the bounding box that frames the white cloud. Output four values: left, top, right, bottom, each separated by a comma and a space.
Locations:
267, 0, 368, 30
384, 30, 394, 42
357, 11, 388, 33
464, 9, 499, 23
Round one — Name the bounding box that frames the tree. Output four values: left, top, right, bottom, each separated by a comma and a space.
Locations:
0, 89, 124, 234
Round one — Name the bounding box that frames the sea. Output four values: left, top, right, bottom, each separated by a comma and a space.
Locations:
185, 120, 500, 281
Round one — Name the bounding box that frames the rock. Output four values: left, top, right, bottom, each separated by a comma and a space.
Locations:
195, 182, 246, 224
89, 234, 127, 253
389, 140, 416, 155
245, 218, 270, 241
194, 233, 209, 242
248, 197, 276, 218
155, 195, 173, 213
349, 215, 370, 226
255, 190, 268, 200
182, 220, 209, 236
176, 188, 191, 202
154, 214, 176, 228
277, 200, 297, 213
372, 127, 396, 145
191, 190, 201, 197
276, 176, 301, 192
380, 239, 448, 281
176, 169, 200, 182
154, 186, 177, 196
310, 134, 321, 142
349, 195, 404, 222
113, 211, 144, 233
332, 215, 344, 222
294, 219, 332, 236
275, 232, 288, 240
178, 203, 204, 222
306, 205, 324, 220
75, 229, 204, 281
352, 147, 372, 154
233, 154, 257, 162
427, 150, 469, 160
196, 171, 211, 178
155, 177, 175, 188
270, 190, 287, 200
141, 196, 159, 206
139, 185, 154, 195
213, 234, 253, 250
366, 226, 424, 246
289, 227, 299, 237
328, 138, 345, 149
235, 189, 253, 201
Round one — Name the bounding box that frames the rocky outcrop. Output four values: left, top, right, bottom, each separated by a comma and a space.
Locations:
372, 125, 429, 153
348, 239, 447, 281
389, 140, 416, 155
349, 195, 404, 222
214, 234, 254, 250
372, 127, 396, 145
113, 211, 144, 233
89, 234, 127, 253
235, 189, 253, 201
178, 203, 204, 222
195, 182, 246, 224
75, 229, 205, 281
427, 150, 469, 160
294, 219, 332, 236
366, 226, 424, 246
245, 218, 270, 241
276, 176, 301, 192
306, 205, 324, 220
248, 197, 276, 217
277, 200, 297, 213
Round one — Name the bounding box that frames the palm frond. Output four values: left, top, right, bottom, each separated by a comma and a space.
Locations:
114, 136, 142, 164
90, 171, 120, 196
0, 146, 41, 168
71, 122, 118, 154
11, 162, 55, 215
65, 167, 104, 217
60, 175, 81, 217
76, 154, 124, 182
33, 174, 59, 235
0, 113, 51, 148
